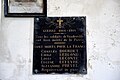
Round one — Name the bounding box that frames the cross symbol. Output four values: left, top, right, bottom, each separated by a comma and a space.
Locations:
57, 18, 63, 28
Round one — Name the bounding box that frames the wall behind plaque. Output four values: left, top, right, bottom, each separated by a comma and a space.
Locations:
0, 0, 120, 80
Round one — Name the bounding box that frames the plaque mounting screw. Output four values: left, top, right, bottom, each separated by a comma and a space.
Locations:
34, 69, 38, 73
36, 18, 39, 21
73, 18, 76, 20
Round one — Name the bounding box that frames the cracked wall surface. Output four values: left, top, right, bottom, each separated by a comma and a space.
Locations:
0, 0, 120, 80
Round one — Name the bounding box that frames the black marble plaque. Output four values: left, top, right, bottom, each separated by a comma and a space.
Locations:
33, 17, 87, 74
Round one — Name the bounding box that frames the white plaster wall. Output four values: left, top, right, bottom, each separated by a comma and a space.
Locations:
0, 0, 120, 80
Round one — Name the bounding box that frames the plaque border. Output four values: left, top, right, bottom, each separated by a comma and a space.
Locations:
33, 17, 87, 74
4, 0, 47, 17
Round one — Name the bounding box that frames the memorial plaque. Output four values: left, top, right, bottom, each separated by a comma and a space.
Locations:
4, 0, 47, 17
33, 17, 87, 74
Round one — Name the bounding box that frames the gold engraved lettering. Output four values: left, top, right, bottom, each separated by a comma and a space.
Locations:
59, 49, 76, 53
59, 60, 78, 64
57, 45, 65, 48
62, 64, 78, 67
41, 61, 54, 64
54, 42, 65, 44
34, 46, 43, 48
43, 29, 56, 32
44, 45, 56, 48
41, 68, 63, 72
50, 35, 62, 38
41, 50, 57, 53
59, 53, 78, 56
70, 69, 78, 72
52, 39, 62, 41
41, 57, 51, 60
59, 57, 78, 60
41, 64, 60, 68
41, 54, 51, 56
43, 39, 50, 41
58, 30, 66, 32
73, 45, 84, 48
66, 35, 83, 38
